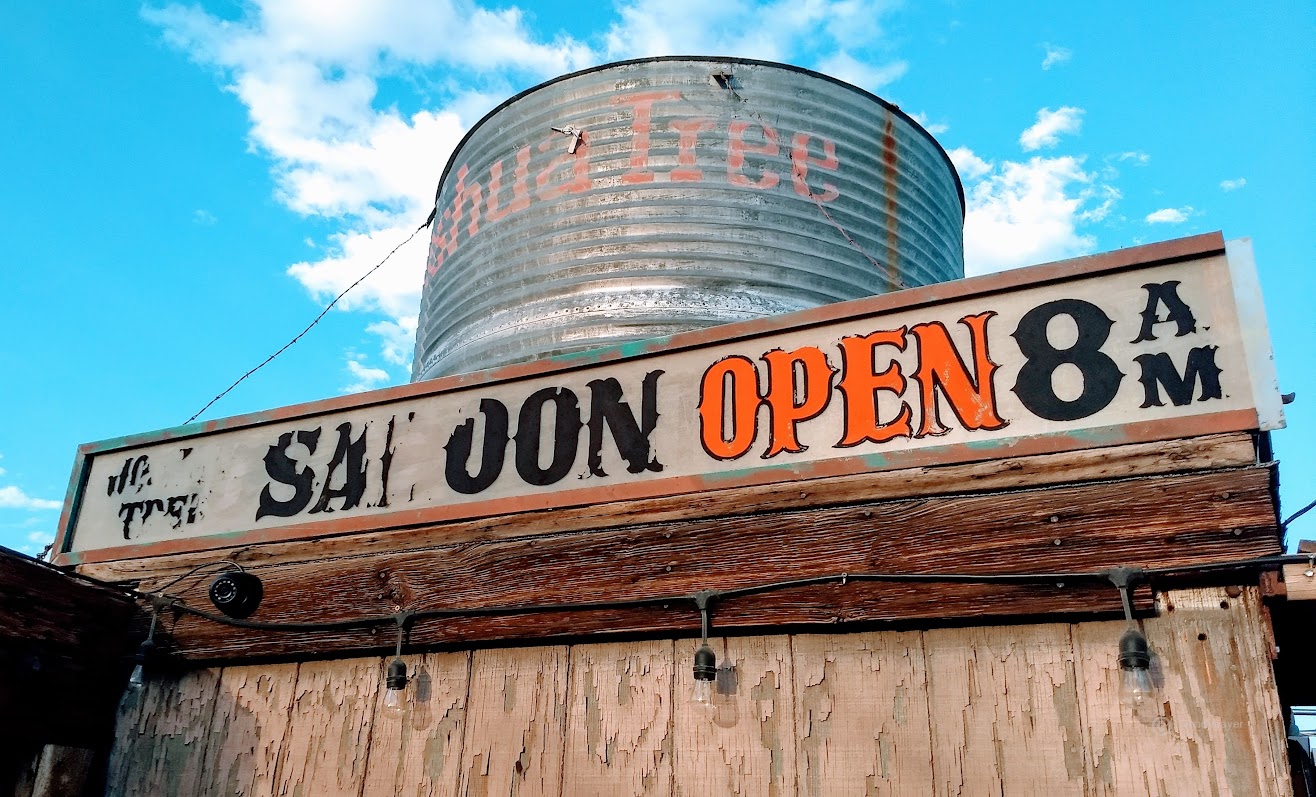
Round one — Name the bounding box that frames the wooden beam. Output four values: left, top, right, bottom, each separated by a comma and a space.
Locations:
143, 465, 1278, 662
0, 547, 138, 747
76, 432, 1257, 584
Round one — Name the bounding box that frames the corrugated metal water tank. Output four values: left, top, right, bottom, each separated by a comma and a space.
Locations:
413, 56, 965, 381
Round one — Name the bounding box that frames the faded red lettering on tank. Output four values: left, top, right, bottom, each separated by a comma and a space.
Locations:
670, 118, 715, 182
536, 132, 592, 201
613, 91, 682, 185
484, 147, 532, 223
424, 108, 855, 284
726, 120, 781, 189
790, 132, 840, 202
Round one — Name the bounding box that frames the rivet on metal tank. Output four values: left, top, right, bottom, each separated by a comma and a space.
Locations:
413, 56, 965, 381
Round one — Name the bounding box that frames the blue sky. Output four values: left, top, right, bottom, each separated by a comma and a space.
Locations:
1, 1, 1312, 556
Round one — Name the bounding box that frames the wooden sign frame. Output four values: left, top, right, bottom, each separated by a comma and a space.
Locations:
51, 232, 1283, 566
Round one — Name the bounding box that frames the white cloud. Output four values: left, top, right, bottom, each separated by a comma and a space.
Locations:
0, 486, 61, 511
948, 146, 992, 180
193, 209, 217, 225
603, 0, 899, 62
367, 318, 418, 368
1146, 206, 1193, 224
959, 152, 1113, 274
910, 111, 949, 136
17, 531, 53, 557
148, 0, 912, 378
1220, 177, 1246, 191
1019, 106, 1084, 151
1114, 151, 1150, 165
814, 52, 907, 91
1041, 44, 1071, 70
343, 357, 393, 393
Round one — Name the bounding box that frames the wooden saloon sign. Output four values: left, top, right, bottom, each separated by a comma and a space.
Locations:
52, 233, 1282, 565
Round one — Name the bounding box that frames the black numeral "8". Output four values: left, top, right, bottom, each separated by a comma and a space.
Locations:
1011, 299, 1123, 421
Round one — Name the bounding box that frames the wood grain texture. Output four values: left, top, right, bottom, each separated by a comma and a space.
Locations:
0, 548, 137, 746
363, 651, 472, 797
143, 466, 1277, 661
924, 624, 1089, 797
272, 658, 378, 797
672, 635, 797, 797
197, 663, 299, 797
793, 631, 932, 796
78, 433, 1257, 584
1283, 563, 1316, 600
29, 746, 96, 797
1073, 587, 1292, 796
561, 640, 673, 796
106, 668, 222, 797
458, 646, 569, 797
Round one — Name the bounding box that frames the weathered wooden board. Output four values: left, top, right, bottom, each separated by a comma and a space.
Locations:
106, 668, 221, 796
77, 432, 1258, 585
924, 624, 1089, 796
362, 651, 472, 797
458, 646, 569, 797
672, 635, 797, 797
561, 640, 673, 796
1283, 562, 1316, 600
272, 658, 378, 797
100, 597, 1293, 797
1072, 587, 1292, 796
0, 547, 137, 746
197, 662, 299, 797
793, 630, 932, 796
142, 466, 1276, 661
27, 745, 97, 797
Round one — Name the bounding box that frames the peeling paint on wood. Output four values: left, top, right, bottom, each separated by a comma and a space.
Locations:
924, 624, 1090, 796
793, 631, 930, 796
101, 595, 1292, 797
458, 646, 568, 797
198, 663, 299, 797
1073, 587, 1292, 796
272, 658, 378, 797
673, 635, 798, 797
562, 640, 673, 795
363, 651, 472, 797
106, 668, 222, 796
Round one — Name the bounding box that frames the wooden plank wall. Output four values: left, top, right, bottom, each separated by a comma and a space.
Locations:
103, 587, 1291, 797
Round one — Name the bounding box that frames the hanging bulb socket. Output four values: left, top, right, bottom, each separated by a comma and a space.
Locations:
128, 637, 156, 689
1117, 628, 1151, 671
208, 571, 263, 618
385, 657, 408, 691
693, 643, 717, 682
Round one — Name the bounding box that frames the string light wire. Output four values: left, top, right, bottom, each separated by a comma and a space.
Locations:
129, 552, 1314, 643
184, 215, 433, 425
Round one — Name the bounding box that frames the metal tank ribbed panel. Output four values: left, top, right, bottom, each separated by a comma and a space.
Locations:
412, 56, 964, 381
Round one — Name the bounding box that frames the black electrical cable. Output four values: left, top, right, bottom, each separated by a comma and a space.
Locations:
1282, 497, 1316, 530
132, 552, 1315, 639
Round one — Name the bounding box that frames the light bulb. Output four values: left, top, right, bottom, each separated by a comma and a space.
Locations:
382, 657, 408, 718
127, 637, 155, 691
1119, 664, 1155, 710
1117, 628, 1157, 717
382, 685, 406, 717
691, 642, 717, 711
691, 678, 714, 707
